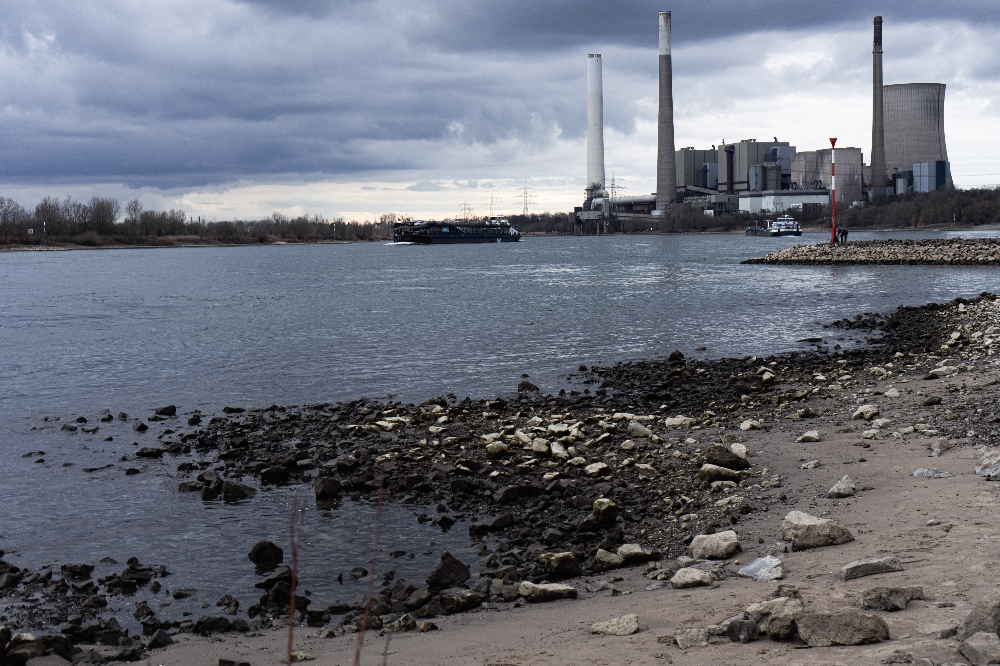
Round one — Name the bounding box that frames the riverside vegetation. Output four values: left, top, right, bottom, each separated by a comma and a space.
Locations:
5, 292, 1000, 663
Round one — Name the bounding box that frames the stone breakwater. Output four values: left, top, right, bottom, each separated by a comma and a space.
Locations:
742, 237, 1000, 265
3, 293, 1000, 663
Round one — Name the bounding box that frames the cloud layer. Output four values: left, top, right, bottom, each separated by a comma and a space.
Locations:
1, 1, 998, 218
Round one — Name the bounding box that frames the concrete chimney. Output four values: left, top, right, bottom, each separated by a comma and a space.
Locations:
655, 11, 676, 211
586, 54, 606, 192
870, 16, 887, 188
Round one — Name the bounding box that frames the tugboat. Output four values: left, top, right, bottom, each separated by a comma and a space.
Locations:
393, 216, 521, 244
746, 215, 802, 237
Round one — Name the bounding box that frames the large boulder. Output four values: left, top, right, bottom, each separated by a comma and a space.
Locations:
617, 543, 656, 564
744, 597, 803, 633
222, 481, 256, 502
193, 616, 232, 635
781, 511, 854, 550
248, 540, 283, 567
426, 552, 470, 589
518, 582, 577, 603
795, 610, 890, 646
670, 568, 713, 589
840, 556, 902, 581
538, 552, 580, 579
704, 444, 750, 471
690, 531, 741, 560
856, 586, 923, 612
6, 634, 46, 663
960, 632, 1000, 665
958, 590, 1000, 640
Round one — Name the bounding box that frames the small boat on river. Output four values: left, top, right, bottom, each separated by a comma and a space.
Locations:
746, 216, 802, 237
393, 216, 521, 244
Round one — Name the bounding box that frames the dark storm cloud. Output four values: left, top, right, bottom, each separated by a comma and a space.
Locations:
0, 0, 993, 188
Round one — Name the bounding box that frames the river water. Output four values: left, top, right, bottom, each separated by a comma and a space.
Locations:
2, 230, 999, 626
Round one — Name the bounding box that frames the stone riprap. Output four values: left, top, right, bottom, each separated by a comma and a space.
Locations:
743, 238, 1000, 266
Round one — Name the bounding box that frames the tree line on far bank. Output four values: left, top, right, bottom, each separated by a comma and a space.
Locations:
2, 186, 996, 247
0, 196, 392, 246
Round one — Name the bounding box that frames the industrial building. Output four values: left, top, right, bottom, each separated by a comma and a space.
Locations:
573, 12, 952, 232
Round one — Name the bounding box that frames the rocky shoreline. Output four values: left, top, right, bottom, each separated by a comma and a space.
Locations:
3, 293, 1000, 664
743, 238, 1000, 265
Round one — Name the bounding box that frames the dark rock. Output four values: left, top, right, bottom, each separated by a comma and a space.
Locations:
260, 466, 290, 485
222, 481, 256, 502
957, 589, 1000, 640
334, 455, 358, 473
6, 637, 46, 663
517, 381, 539, 393
40, 633, 77, 660
538, 552, 580, 579
254, 566, 293, 590
418, 621, 438, 632
438, 588, 484, 614
187, 415, 202, 426
426, 552, 470, 589
248, 540, 283, 568
222, 406, 245, 414
172, 588, 197, 599
415, 597, 446, 618
147, 629, 173, 649
201, 483, 222, 501
726, 619, 759, 643
132, 420, 148, 433
404, 588, 432, 611
0, 572, 21, 589
349, 566, 369, 580
155, 405, 177, 417
314, 478, 342, 501
922, 396, 942, 406
704, 443, 751, 471
193, 616, 231, 635
218, 660, 252, 666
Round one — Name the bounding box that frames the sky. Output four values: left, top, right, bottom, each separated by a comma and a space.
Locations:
1, 1, 998, 221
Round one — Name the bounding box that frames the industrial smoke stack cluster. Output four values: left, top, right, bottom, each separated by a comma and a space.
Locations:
655, 11, 676, 211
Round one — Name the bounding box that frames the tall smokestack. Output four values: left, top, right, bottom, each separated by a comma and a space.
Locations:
655, 11, 676, 211
871, 16, 887, 188
586, 54, 605, 192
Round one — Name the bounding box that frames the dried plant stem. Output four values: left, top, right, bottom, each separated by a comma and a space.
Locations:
352, 464, 385, 666
287, 496, 306, 666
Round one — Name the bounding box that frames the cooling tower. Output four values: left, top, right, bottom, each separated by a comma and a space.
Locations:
870, 16, 887, 188
586, 54, 606, 191
883, 83, 948, 176
655, 11, 676, 210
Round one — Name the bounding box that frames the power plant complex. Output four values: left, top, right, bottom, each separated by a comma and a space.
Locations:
575, 13, 952, 230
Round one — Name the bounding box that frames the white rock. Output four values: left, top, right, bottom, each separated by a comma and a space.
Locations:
567, 456, 587, 466
730, 443, 748, 458
670, 568, 713, 589
628, 421, 654, 438
801, 460, 820, 469
872, 418, 891, 429
584, 462, 608, 477
531, 438, 550, 455
518, 582, 577, 603
739, 419, 761, 431
663, 415, 695, 428
549, 442, 569, 460
590, 614, 639, 636
690, 530, 741, 560
828, 475, 856, 498
884, 388, 900, 398
737, 556, 783, 582
852, 405, 880, 420
796, 430, 821, 443
861, 429, 878, 439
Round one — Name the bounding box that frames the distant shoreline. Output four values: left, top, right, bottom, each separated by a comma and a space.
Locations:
2, 224, 999, 252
